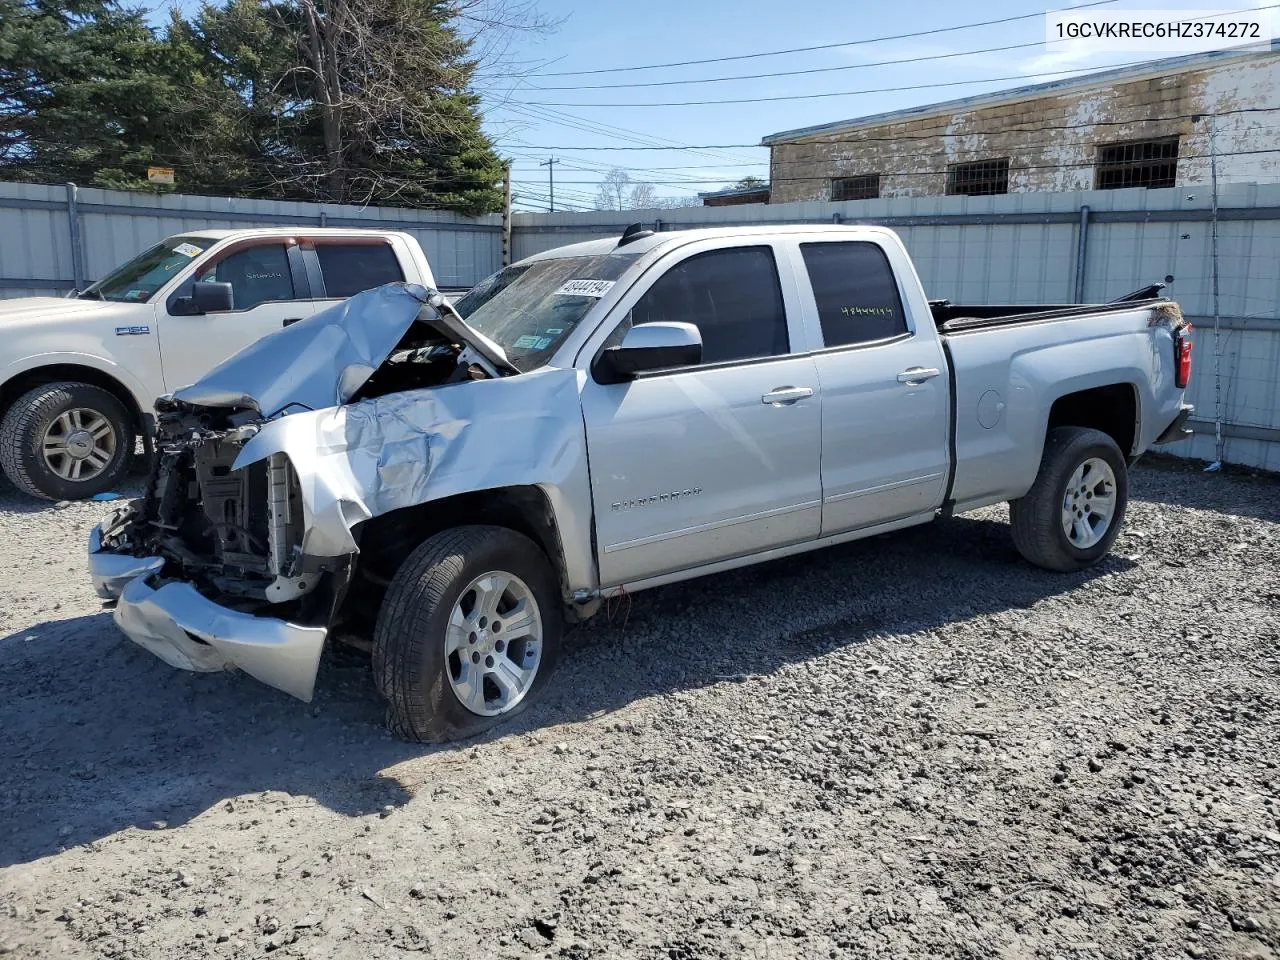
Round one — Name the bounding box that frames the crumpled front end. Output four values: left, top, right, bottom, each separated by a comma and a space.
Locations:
87, 282, 592, 703
89, 412, 343, 702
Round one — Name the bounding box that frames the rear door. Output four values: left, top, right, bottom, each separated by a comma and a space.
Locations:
787, 238, 950, 534
579, 241, 823, 587
158, 239, 316, 392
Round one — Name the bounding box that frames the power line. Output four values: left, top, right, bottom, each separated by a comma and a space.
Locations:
528, 0, 1121, 77
519, 3, 1280, 92
517, 55, 1247, 108
523, 40, 1044, 92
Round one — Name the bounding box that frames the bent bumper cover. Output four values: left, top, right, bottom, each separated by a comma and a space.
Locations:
88, 527, 327, 702
88, 526, 164, 600
1155, 403, 1195, 445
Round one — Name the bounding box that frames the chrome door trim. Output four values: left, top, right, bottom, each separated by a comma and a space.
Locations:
822, 472, 945, 505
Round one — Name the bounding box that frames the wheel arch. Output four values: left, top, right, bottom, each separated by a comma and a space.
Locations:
1045, 382, 1140, 458
0, 362, 150, 437
350, 484, 581, 618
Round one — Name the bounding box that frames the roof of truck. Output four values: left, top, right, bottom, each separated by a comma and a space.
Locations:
174, 227, 411, 240
520, 223, 896, 262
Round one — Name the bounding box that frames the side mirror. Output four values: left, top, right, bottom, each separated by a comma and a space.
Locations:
594, 321, 702, 384
189, 280, 234, 314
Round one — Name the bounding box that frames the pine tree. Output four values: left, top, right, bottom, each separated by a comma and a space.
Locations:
1, 0, 182, 189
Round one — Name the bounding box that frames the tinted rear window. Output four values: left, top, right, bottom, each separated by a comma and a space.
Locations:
800, 242, 908, 347
317, 243, 405, 298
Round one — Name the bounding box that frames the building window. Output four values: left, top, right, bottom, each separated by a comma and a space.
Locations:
832, 175, 880, 201
1095, 137, 1179, 189
946, 158, 1010, 196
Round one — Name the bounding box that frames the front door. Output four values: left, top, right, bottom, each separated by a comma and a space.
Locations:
580, 244, 823, 587
158, 240, 315, 393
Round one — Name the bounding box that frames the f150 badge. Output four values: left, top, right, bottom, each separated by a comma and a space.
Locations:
114, 325, 151, 336
612, 487, 702, 511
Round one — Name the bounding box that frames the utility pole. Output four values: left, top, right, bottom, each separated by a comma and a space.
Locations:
502, 161, 512, 267
539, 157, 558, 212
1208, 111, 1224, 468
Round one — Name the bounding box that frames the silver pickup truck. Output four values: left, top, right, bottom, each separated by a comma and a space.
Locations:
89, 224, 1194, 742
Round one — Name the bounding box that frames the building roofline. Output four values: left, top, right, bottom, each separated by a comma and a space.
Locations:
697, 184, 771, 199
760, 43, 1278, 145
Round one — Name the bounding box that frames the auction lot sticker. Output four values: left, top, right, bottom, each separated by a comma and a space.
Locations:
556, 279, 615, 298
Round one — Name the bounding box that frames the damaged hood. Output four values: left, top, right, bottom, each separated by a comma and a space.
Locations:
172, 283, 516, 416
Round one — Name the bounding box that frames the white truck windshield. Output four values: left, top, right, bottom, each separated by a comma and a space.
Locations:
79, 236, 213, 303
453, 254, 638, 371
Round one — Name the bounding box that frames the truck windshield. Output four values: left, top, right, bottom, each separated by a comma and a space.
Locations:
453, 253, 639, 371
78, 236, 213, 303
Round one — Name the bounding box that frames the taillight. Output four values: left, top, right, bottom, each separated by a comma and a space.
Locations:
1175, 325, 1192, 389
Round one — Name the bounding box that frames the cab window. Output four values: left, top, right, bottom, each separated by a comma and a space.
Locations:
800, 242, 908, 347
197, 243, 294, 311
629, 246, 788, 365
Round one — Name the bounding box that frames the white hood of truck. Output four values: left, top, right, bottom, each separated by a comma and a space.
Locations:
0, 296, 124, 326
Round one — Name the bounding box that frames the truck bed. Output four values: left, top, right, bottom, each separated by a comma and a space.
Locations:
929, 297, 1166, 334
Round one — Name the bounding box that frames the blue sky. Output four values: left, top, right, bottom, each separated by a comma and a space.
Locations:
476, 0, 1271, 210
148, 0, 1272, 210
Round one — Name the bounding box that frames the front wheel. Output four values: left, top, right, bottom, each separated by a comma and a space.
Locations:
1009, 426, 1129, 572
372, 525, 562, 743
0, 381, 135, 501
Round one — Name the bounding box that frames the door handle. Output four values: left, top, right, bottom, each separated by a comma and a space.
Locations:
283, 316, 304, 327
761, 386, 814, 406
897, 367, 941, 385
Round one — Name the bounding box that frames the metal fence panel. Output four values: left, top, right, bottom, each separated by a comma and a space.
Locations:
1, 179, 1277, 470
0, 182, 503, 294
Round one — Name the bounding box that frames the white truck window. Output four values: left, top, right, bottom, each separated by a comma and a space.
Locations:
316, 243, 404, 298
632, 246, 788, 365
800, 242, 908, 347
199, 244, 295, 311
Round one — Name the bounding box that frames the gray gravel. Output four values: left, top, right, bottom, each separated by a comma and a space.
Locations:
1, 457, 1278, 959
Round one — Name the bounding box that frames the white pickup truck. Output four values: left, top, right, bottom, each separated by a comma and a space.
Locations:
0, 228, 436, 500
90, 224, 1194, 742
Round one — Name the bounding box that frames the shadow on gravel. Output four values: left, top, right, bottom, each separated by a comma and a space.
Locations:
534, 513, 1136, 733
0, 612, 417, 868
0, 512, 1129, 867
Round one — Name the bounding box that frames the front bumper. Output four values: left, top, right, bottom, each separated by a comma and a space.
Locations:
88, 526, 327, 701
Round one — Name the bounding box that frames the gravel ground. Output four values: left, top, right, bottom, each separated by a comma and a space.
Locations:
1, 457, 1278, 960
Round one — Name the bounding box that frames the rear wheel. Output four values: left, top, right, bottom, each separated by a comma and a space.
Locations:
0, 381, 134, 501
373, 525, 561, 743
1009, 426, 1128, 572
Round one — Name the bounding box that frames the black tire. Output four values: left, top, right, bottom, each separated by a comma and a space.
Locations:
1009, 426, 1129, 572
0, 381, 135, 501
372, 525, 562, 743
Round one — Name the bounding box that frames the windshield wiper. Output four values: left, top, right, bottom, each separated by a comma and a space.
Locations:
77, 288, 106, 301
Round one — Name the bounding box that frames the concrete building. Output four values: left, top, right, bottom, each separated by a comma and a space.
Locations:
762, 44, 1280, 204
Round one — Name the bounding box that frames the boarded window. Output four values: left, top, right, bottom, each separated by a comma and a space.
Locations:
831, 175, 880, 201
945, 158, 1010, 196
1095, 137, 1179, 190
800, 242, 908, 347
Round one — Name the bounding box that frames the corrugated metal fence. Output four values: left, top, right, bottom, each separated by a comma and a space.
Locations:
2, 179, 1277, 469
0, 181, 502, 295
